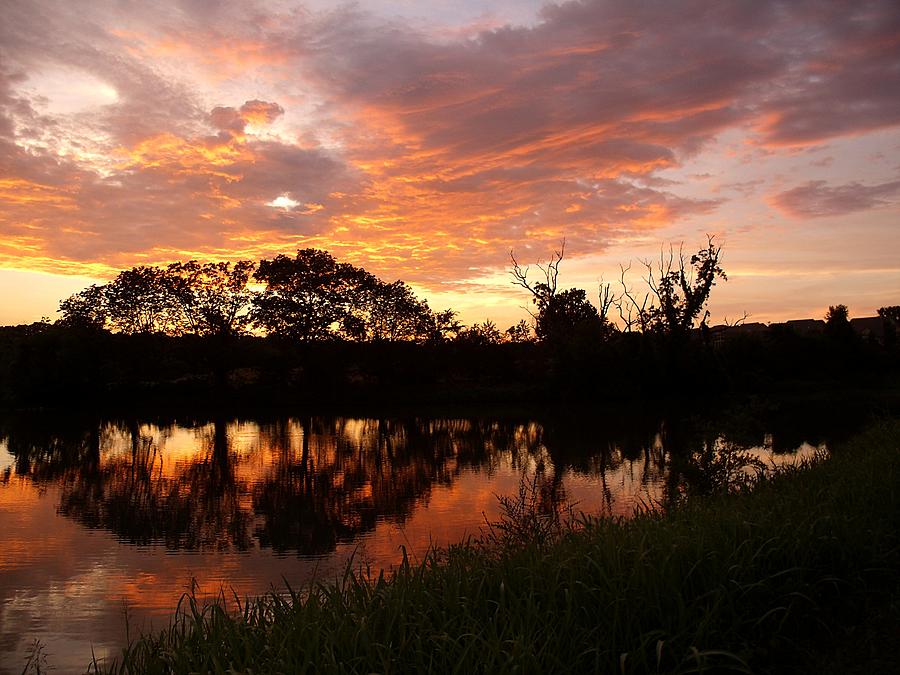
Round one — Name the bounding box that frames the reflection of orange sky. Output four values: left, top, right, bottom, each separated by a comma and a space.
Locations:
0, 416, 828, 671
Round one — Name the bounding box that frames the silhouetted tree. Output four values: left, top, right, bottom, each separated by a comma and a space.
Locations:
345, 277, 434, 342
251, 249, 362, 341
878, 305, 899, 347
456, 319, 503, 346
423, 308, 463, 344
510, 243, 611, 343
617, 236, 726, 337
825, 303, 853, 342
105, 266, 183, 334
166, 260, 256, 337
878, 306, 900, 324
535, 288, 606, 343
57, 284, 108, 330
54, 249, 463, 345
825, 304, 849, 324
504, 319, 533, 343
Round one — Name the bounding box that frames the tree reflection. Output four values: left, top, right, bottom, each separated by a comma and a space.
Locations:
0, 411, 817, 554
52, 419, 254, 550
251, 417, 512, 554
0, 414, 103, 481
0, 415, 560, 556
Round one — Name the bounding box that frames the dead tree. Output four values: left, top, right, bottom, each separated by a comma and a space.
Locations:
597, 277, 616, 326
509, 241, 566, 319
616, 236, 726, 336
509, 241, 611, 342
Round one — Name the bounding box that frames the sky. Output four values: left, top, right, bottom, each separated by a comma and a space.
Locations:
0, 0, 898, 327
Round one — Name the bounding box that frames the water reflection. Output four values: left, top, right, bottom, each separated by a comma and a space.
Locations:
0, 412, 829, 673
5, 417, 555, 556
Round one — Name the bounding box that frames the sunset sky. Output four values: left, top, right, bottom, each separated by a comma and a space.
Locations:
1, 0, 898, 328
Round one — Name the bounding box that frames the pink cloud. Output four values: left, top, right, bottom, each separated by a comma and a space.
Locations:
210, 100, 285, 135
0, 0, 899, 288
772, 179, 900, 218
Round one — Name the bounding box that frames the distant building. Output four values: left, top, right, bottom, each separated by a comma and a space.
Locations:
693, 315, 889, 346
782, 319, 825, 335
850, 316, 886, 342
708, 322, 769, 346
728, 322, 769, 335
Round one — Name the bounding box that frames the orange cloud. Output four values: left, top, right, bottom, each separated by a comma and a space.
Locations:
0, 178, 76, 207
118, 133, 252, 175
1, 0, 899, 321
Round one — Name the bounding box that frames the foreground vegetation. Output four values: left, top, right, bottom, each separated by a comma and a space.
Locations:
98, 419, 900, 674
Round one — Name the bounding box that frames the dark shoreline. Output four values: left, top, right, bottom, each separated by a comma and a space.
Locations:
2, 323, 898, 416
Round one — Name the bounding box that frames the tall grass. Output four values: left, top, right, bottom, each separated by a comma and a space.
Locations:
99, 420, 900, 674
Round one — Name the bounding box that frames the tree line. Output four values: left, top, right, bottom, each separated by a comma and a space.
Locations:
57, 249, 524, 344
4, 238, 892, 409
57, 239, 732, 346
510, 236, 727, 343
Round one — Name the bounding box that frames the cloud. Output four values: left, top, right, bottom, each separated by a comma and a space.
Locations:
0, 63, 358, 270
210, 100, 284, 135
772, 180, 900, 218
1, 0, 899, 288
754, 0, 900, 144
239, 100, 284, 125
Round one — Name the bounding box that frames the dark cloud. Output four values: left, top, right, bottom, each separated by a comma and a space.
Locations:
209, 106, 246, 134
719, 179, 766, 197
317, 1, 894, 151
754, 0, 900, 144
773, 180, 900, 218
0, 1, 206, 145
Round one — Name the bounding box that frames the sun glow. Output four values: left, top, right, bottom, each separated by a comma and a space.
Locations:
24, 68, 119, 115
268, 194, 300, 210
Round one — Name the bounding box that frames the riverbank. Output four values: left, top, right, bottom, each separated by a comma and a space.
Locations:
3, 323, 897, 413
97, 419, 900, 674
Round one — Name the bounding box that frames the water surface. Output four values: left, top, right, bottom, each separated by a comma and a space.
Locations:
0, 413, 825, 672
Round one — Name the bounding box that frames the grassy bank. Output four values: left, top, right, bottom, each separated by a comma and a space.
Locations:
99, 420, 900, 674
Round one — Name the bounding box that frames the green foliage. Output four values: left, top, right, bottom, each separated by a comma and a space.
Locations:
672, 438, 773, 499
483, 471, 572, 550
